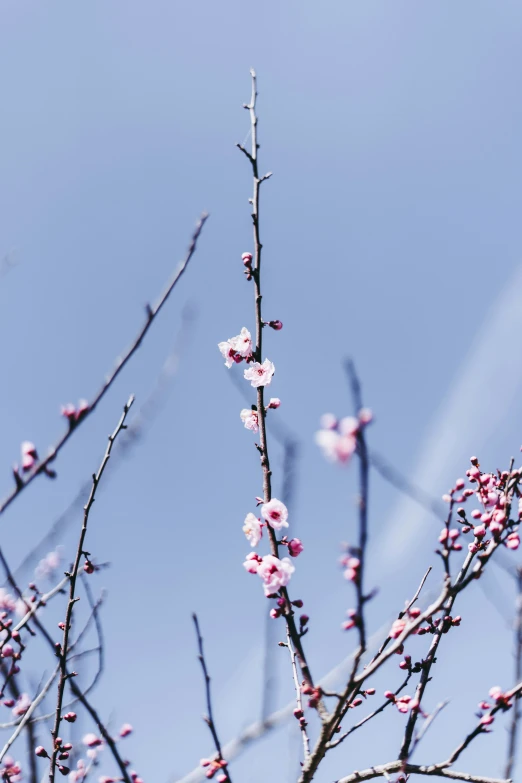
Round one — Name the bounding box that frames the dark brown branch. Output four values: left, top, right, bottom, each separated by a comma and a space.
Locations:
49, 395, 134, 783
0, 215, 207, 517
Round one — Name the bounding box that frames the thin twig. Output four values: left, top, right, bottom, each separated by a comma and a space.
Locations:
285, 626, 310, 760
326, 675, 411, 750
0, 215, 207, 517
49, 395, 134, 783
12, 306, 196, 583
444, 681, 522, 769
0, 550, 131, 781
0, 665, 60, 764
192, 614, 231, 782
410, 700, 449, 758
505, 567, 522, 779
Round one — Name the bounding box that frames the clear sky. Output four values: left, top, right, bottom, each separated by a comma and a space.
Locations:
1, 2, 522, 782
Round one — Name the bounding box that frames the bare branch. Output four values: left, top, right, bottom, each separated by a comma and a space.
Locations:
192, 614, 231, 782
49, 395, 134, 783
0, 215, 207, 517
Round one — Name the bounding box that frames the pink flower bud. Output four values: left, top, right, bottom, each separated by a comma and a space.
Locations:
35, 746, 48, 758
288, 538, 304, 557
384, 691, 395, 701
64, 712, 77, 723
268, 320, 283, 330
267, 398, 281, 409
241, 252, 253, 266
2, 645, 14, 658
358, 408, 373, 425
480, 714, 494, 726
506, 533, 520, 550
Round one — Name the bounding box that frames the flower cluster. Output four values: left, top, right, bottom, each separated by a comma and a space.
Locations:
441, 460, 521, 554
218, 327, 253, 367
315, 409, 373, 465
200, 757, 229, 781
243, 553, 295, 596
61, 399, 89, 427
384, 690, 419, 714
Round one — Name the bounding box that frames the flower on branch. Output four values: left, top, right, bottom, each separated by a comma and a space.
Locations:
240, 408, 259, 432
242, 513, 263, 547
244, 359, 275, 388
218, 327, 253, 368
256, 554, 295, 596
261, 498, 289, 530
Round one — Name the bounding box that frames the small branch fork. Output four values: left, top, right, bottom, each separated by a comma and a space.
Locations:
335, 680, 522, 783
0, 215, 207, 517
49, 395, 135, 783
192, 614, 232, 783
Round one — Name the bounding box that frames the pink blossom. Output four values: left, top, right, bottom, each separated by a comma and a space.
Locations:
230, 327, 253, 358
2, 645, 14, 658
0, 589, 17, 614
358, 408, 373, 425
119, 723, 133, 738
288, 538, 304, 557
257, 555, 295, 596
320, 413, 337, 430
240, 408, 259, 432
395, 695, 412, 713
243, 553, 262, 574
21, 441, 38, 472
218, 340, 239, 368
390, 619, 406, 639
339, 417, 359, 437
35, 546, 64, 580
244, 359, 275, 388
315, 429, 356, 464
261, 498, 289, 530
506, 533, 520, 550
12, 693, 31, 716
82, 733, 102, 748
243, 514, 263, 547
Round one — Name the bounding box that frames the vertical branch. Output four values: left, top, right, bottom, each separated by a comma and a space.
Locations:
237, 69, 319, 704
344, 360, 370, 669
261, 438, 299, 722
286, 626, 310, 761
506, 567, 522, 779
49, 395, 134, 783
192, 614, 231, 783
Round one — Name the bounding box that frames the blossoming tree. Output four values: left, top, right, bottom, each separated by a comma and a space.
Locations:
0, 71, 520, 783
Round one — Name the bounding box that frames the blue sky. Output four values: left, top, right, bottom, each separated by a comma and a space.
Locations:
1, 2, 522, 782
